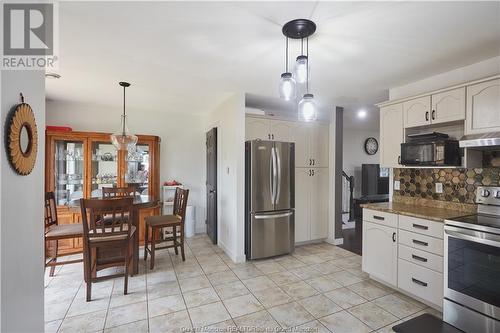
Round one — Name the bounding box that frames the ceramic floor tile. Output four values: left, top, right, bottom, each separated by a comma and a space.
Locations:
289, 266, 323, 280
149, 310, 192, 333
206, 270, 239, 286
305, 276, 342, 293
267, 271, 301, 285
323, 287, 367, 309
223, 293, 264, 318
58, 310, 106, 333
328, 270, 364, 286
310, 262, 343, 274
109, 289, 147, 308
279, 281, 319, 300
372, 294, 426, 319
291, 320, 331, 333
233, 310, 281, 333
241, 275, 277, 292
319, 310, 372, 333
183, 287, 220, 308
193, 319, 238, 333
178, 275, 211, 292
44, 320, 62, 333
267, 302, 315, 329
348, 302, 399, 330
254, 262, 286, 274
147, 280, 181, 300
347, 281, 392, 300
103, 319, 149, 333
298, 294, 342, 318
214, 280, 249, 300
148, 294, 186, 317
105, 301, 148, 328
188, 301, 231, 328
232, 266, 263, 279
252, 287, 293, 308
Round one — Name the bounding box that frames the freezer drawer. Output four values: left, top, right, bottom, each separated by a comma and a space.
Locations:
248, 210, 294, 259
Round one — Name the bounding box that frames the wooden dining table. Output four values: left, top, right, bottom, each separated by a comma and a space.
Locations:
71, 195, 159, 274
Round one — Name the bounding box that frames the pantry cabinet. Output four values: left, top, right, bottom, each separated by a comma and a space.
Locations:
431, 87, 465, 125
379, 103, 404, 168
466, 78, 500, 134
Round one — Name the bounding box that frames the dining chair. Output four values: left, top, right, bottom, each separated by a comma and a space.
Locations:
80, 197, 135, 301
102, 186, 136, 198
44, 191, 83, 277
144, 188, 189, 269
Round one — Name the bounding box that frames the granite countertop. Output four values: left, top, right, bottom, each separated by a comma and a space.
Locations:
360, 201, 474, 222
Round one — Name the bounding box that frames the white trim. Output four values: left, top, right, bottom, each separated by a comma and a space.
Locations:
325, 238, 344, 246
217, 240, 246, 263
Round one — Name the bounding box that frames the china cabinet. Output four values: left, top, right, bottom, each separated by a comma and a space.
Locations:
45, 130, 161, 253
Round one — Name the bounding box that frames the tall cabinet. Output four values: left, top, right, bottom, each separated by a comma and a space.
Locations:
45, 130, 161, 254
245, 116, 330, 243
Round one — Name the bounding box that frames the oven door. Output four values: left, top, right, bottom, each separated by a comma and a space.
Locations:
444, 225, 500, 320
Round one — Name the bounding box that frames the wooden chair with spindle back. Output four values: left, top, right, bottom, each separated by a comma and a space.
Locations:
80, 197, 135, 301
144, 187, 189, 269
44, 191, 83, 276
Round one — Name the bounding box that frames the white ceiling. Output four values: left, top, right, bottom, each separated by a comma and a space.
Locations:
46, 1, 500, 117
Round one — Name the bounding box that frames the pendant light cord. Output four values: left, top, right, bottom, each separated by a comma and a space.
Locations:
122, 85, 126, 135
306, 37, 309, 93
285, 37, 289, 73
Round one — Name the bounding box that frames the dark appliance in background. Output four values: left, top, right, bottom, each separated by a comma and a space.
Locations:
400, 132, 461, 166
353, 164, 390, 221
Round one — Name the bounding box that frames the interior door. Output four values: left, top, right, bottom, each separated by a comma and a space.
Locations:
206, 128, 217, 244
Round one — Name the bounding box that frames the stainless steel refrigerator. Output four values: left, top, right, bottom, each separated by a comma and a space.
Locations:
245, 140, 295, 260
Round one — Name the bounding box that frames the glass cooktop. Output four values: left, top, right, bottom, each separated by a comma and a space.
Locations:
448, 213, 500, 230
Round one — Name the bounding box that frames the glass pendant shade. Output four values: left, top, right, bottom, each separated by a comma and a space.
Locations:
279, 72, 296, 101
298, 93, 317, 122
294, 55, 309, 84
111, 115, 138, 151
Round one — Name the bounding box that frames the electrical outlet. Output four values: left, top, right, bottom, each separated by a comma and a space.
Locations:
435, 182, 443, 193
394, 180, 400, 190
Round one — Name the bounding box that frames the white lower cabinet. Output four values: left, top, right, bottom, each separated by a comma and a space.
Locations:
362, 220, 398, 286
398, 259, 443, 307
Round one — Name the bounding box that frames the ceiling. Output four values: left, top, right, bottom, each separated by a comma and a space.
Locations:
46, 1, 500, 118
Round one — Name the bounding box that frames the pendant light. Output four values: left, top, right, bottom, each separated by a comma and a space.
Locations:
111, 81, 138, 151
294, 38, 309, 84
279, 37, 296, 100
298, 37, 317, 121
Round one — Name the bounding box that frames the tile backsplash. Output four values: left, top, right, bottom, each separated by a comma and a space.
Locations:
394, 168, 500, 204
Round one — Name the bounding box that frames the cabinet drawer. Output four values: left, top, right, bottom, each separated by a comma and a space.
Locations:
399, 229, 443, 256
398, 259, 443, 307
398, 244, 443, 273
398, 215, 443, 239
363, 209, 398, 228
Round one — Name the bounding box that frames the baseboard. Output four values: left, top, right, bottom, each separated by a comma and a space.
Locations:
325, 237, 344, 245
195, 223, 206, 234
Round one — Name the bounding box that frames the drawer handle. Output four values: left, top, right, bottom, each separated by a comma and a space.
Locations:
392, 232, 396, 242
412, 223, 428, 230
412, 254, 428, 262
412, 278, 428, 287
412, 239, 428, 246
373, 215, 385, 221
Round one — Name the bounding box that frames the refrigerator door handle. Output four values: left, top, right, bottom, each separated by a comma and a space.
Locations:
254, 211, 293, 219
275, 147, 281, 205
269, 147, 275, 205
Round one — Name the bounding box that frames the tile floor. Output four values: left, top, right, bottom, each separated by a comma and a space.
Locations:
44, 235, 441, 333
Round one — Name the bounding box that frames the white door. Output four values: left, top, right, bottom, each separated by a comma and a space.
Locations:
294, 168, 310, 243
290, 123, 311, 168
270, 120, 293, 142
403, 96, 431, 128
431, 87, 465, 124
310, 168, 329, 240
466, 78, 500, 134
362, 221, 398, 286
310, 124, 329, 168
380, 103, 404, 168
246, 117, 270, 141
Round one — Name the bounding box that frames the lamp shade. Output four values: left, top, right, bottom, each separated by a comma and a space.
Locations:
279, 72, 296, 101
298, 93, 317, 122
294, 55, 309, 84
110, 115, 138, 151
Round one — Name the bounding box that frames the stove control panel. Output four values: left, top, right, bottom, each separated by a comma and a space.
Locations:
476, 186, 500, 205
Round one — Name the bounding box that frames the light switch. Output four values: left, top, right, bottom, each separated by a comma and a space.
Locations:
435, 183, 443, 193
394, 180, 400, 190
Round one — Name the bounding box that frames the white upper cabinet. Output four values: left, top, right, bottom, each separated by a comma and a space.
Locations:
245, 117, 269, 141
404, 96, 432, 128
310, 124, 329, 168
290, 123, 311, 167
380, 103, 404, 168
431, 87, 465, 125
466, 78, 500, 134
270, 120, 294, 142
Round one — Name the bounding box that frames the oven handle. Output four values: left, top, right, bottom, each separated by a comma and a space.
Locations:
445, 226, 500, 248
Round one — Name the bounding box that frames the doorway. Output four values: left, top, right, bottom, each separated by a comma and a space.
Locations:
206, 127, 217, 244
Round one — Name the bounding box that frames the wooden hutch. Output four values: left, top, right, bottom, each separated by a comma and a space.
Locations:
45, 130, 161, 254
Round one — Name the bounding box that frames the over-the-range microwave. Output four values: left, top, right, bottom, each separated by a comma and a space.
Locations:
400, 133, 461, 166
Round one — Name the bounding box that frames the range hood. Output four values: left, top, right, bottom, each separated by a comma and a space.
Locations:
459, 132, 500, 148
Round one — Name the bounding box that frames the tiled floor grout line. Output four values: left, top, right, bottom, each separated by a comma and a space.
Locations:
101, 278, 116, 332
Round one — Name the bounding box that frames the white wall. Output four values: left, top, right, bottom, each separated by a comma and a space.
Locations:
390, 56, 500, 100
1, 71, 45, 332
205, 93, 245, 262
46, 100, 207, 232
343, 129, 380, 197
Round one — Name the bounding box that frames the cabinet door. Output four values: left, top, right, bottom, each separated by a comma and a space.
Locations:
466, 78, 500, 134
310, 124, 329, 168
290, 123, 311, 168
270, 120, 293, 142
246, 117, 270, 141
403, 96, 431, 128
431, 87, 465, 124
380, 103, 404, 168
294, 168, 310, 243
310, 168, 329, 240
362, 221, 398, 286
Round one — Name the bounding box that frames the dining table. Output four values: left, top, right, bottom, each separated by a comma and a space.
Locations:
70, 195, 159, 274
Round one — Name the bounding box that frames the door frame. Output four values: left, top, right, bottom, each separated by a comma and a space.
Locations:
205, 123, 221, 245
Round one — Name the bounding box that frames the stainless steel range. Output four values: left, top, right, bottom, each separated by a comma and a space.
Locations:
444, 186, 500, 333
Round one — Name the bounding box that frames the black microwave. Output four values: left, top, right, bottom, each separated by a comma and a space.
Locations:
400, 140, 461, 166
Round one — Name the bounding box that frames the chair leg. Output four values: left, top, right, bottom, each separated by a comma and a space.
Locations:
144, 224, 149, 261
49, 240, 58, 277
173, 226, 178, 255
84, 246, 92, 302
180, 225, 185, 261
86, 282, 92, 302
150, 227, 156, 270
124, 243, 129, 295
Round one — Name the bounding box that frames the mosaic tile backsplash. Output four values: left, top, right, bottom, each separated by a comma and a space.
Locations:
394, 168, 500, 204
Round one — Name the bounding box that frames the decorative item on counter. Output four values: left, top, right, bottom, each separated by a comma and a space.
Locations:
164, 180, 182, 186
6, 93, 38, 175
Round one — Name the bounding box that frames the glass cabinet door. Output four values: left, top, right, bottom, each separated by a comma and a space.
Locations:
125, 144, 150, 196
90, 141, 118, 198
54, 140, 85, 205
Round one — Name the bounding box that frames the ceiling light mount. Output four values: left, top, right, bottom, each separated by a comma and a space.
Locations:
282, 19, 316, 39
